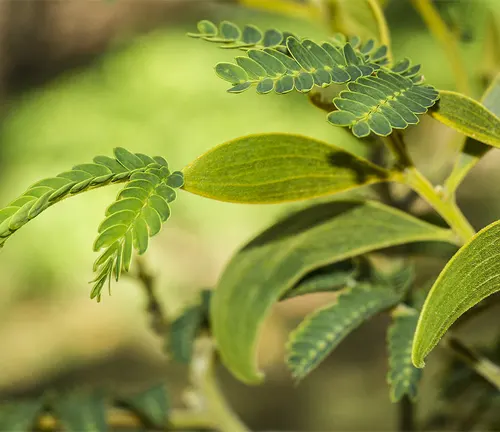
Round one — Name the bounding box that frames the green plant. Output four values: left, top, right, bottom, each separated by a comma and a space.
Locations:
1, 0, 500, 430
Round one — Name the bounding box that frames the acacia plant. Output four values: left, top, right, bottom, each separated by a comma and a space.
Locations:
1, 1, 500, 430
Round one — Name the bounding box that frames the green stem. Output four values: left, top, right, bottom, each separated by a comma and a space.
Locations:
366, 0, 393, 65
404, 167, 475, 244
446, 335, 500, 391
190, 337, 249, 432
410, 0, 470, 95
383, 133, 475, 244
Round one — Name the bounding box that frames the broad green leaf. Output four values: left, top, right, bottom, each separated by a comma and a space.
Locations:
211, 199, 454, 384
444, 73, 500, 193
120, 385, 169, 427
0, 399, 43, 431
181, 133, 391, 203
412, 220, 500, 368
287, 283, 400, 380
52, 391, 107, 432
387, 306, 422, 402
430, 90, 500, 148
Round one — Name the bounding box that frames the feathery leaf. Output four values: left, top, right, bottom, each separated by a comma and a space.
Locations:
286, 283, 401, 380
328, 71, 439, 137
0, 147, 167, 248
91, 164, 184, 301
387, 306, 422, 402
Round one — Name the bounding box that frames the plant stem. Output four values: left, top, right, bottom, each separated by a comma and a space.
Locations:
403, 167, 475, 244
410, 0, 470, 95
366, 0, 393, 65
190, 337, 249, 432
398, 396, 415, 432
445, 335, 500, 390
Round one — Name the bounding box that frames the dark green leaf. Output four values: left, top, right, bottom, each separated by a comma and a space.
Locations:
388, 307, 422, 401
211, 200, 454, 383
52, 391, 107, 432
287, 284, 400, 380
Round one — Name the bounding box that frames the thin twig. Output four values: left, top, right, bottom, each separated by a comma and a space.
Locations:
445, 335, 500, 391
398, 396, 416, 432
135, 258, 169, 336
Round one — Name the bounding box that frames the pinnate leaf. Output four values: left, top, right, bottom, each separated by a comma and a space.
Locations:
91, 166, 183, 301
387, 306, 422, 402
0, 399, 43, 431
119, 385, 169, 427
287, 283, 400, 380
413, 220, 500, 368
328, 71, 439, 137
181, 133, 391, 204
211, 200, 454, 384
0, 147, 161, 248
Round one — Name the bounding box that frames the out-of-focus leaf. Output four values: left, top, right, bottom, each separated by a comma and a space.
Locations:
387, 306, 422, 402
413, 220, 500, 368
430, 90, 500, 148
287, 283, 400, 380
166, 290, 212, 363
120, 385, 169, 427
52, 391, 107, 432
182, 133, 391, 204
211, 199, 454, 384
0, 399, 43, 431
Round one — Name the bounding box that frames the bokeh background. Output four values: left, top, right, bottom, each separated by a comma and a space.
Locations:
0, 0, 499, 430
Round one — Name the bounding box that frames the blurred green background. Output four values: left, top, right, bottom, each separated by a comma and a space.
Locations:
0, 0, 499, 430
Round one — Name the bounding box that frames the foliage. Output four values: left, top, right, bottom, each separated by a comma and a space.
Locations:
2, 1, 500, 431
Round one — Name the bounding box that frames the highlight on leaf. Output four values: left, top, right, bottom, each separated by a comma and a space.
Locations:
387, 306, 422, 402
91, 157, 184, 301
0, 147, 169, 249
327, 71, 440, 137
286, 283, 401, 380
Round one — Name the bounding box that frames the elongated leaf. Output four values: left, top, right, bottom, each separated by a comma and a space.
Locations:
430, 90, 500, 148
211, 200, 454, 384
119, 385, 169, 427
445, 73, 500, 192
182, 133, 391, 203
0, 399, 43, 431
52, 391, 107, 432
412, 220, 500, 368
287, 283, 400, 380
387, 306, 422, 402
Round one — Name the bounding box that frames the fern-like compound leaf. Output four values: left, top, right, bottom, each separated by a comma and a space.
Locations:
0, 147, 166, 249
187, 19, 295, 50
387, 306, 422, 402
286, 283, 401, 380
327, 71, 440, 137
214, 37, 385, 95
91, 162, 184, 301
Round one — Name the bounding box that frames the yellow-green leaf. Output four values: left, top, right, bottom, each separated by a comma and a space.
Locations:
412, 220, 500, 368
181, 133, 391, 203
211, 200, 454, 384
430, 90, 500, 148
